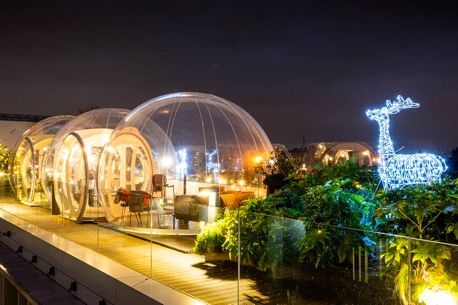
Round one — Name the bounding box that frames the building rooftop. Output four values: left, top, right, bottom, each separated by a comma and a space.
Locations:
0, 113, 49, 122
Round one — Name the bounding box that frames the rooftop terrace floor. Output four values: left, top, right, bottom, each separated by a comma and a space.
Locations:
0, 196, 330, 305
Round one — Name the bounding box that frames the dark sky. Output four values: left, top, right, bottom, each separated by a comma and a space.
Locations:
1, 1, 458, 150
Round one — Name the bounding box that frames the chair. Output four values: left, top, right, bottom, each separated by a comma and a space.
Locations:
128, 191, 146, 226
129, 191, 158, 227
152, 174, 166, 196
152, 174, 175, 204
115, 188, 130, 225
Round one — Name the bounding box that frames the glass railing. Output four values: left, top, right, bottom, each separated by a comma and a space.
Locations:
2, 182, 458, 305
237, 212, 458, 305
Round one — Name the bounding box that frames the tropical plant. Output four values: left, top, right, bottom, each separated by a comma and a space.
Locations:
193, 219, 228, 254
195, 161, 379, 271
0, 140, 11, 174
375, 177, 458, 241
222, 198, 303, 272
375, 178, 458, 304
77, 104, 100, 114
298, 174, 377, 268
255, 146, 300, 194
194, 158, 458, 303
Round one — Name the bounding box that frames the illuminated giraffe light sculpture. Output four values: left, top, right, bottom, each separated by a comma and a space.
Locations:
366, 95, 447, 190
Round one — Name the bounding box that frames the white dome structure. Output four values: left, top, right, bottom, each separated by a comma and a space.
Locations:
302, 142, 378, 168
44, 108, 129, 222
99, 92, 273, 225
9, 115, 74, 206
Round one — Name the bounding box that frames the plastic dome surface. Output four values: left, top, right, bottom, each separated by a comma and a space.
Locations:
129, 92, 272, 185
8, 115, 74, 206
44, 108, 130, 221
98, 115, 175, 223
98, 92, 272, 226
302, 142, 377, 167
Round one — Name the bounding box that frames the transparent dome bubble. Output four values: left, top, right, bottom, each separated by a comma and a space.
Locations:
101, 92, 272, 226
43, 108, 130, 221
302, 142, 377, 167
128, 92, 272, 186
8, 115, 74, 206
98, 116, 176, 223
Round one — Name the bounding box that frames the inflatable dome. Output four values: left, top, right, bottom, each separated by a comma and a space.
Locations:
43, 108, 129, 222
99, 92, 273, 225
97, 115, 175, 224
302, 142, 377, 167
9, 115, 74, 206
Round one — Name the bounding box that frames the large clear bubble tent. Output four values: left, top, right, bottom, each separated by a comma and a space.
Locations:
44, 108, 129, 222
9, 115, 74, 206
99, 92, 273, 227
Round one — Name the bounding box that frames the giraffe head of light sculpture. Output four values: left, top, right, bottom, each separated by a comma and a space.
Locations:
366, 96, 419, 122
366, 95, 447, 190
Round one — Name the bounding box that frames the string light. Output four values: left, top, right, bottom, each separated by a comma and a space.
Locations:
206, 149, 221, 183
366, 95, 447, 190
175, 148, 188, 180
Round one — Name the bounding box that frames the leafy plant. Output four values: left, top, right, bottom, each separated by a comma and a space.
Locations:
193, 219, 228, 254
195, 161, 379, 271
380, 236, 457, 305
255, 146, 300, 195
298, 175, 376, 268
221, 198, 303, 271
375, 177, 458, 241
263, 173, 287, 187
0, 140, 11, 174
194, 159, 458, 303
376, 178, 458, 304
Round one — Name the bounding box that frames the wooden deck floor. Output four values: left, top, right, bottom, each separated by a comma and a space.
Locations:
0, 198, 330, 305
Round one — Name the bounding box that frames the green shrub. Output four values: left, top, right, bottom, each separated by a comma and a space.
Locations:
0, 140, 10, 174
375, 177, 458, 304
193, 219, 228, 255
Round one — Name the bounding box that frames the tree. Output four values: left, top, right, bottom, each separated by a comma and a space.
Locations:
77, 104, 100, 114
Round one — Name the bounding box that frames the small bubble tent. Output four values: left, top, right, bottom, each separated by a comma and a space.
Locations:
9, 115, 74, 206
302, 142, 378, 168
43, 108, 130, 222
99, 92, 273, 225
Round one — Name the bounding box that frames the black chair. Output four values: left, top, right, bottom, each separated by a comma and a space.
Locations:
115, 188, 129, 225
128, 191, 146, 226
128, 191, 158, 227
152, 174, 166, 196
152, 174, 175, 204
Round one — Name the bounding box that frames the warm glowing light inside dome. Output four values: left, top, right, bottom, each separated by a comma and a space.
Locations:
161, 156, 174, 168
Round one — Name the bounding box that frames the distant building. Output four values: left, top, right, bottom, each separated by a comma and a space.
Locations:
0, 113, 48, 149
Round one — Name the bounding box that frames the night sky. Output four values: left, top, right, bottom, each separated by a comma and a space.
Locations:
1, 1, 458, 150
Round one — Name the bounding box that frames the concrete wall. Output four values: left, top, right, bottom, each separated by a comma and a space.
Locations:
0, 212, 206, 305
